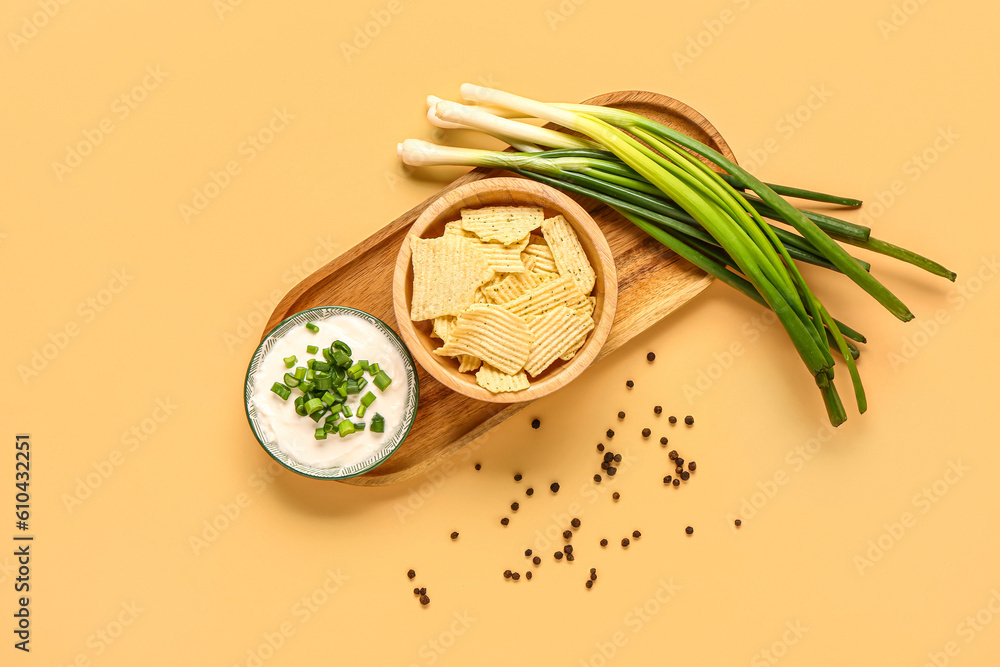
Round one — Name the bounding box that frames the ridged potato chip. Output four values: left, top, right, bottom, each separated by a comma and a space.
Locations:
481, 269, 553, 305
461, 206, 542, 245
434, 303, 532, 375
431, 315, 455, 341
443, 220, 477, 238
457, 355, 482, 373
503, 275, 592, 324
524, 306, 595, 377
469, 236, 529, 274
521, 243, 558, 274
410, 235, 493, 321
476, 363, 530, 393
542, 215, 596, 294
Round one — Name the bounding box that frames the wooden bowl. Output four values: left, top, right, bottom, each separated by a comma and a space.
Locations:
393, 177, 617, 403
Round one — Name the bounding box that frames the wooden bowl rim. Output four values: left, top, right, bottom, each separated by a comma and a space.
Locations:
393, 177, 618, 403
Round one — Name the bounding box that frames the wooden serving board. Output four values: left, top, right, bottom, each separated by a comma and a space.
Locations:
262, 91, 734, 486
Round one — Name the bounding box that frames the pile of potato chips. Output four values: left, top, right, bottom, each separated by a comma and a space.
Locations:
409, 206, 598, 393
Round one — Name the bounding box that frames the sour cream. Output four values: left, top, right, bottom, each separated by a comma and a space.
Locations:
251, 314, 412, 470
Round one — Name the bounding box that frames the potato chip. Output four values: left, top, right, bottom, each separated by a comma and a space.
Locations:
527, 233, 546, 246
524, 306, 595, 377
469, 237, 528, 274
457, 355, 482, 373
503, 275, 591, 324
461, 206, 542, 245
476, 363, 530, 393
431, 315, 456, 341
481, 269, 553, 305
542, 215, 596, 295
443, 220, 477, 238
434, 304, 532, 375
521, 243, 558, 274
409, 235, 493, 321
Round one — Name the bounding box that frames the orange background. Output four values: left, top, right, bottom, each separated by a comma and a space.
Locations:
3, 0, 999, 665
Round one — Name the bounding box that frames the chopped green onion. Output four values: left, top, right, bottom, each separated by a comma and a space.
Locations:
338, 420, 356, 437
333, 340, 352, 356
313, 375, 333, 391
324, 421, 338, 433
309, 408, 326, 423
305, 323, 319, 333
346, 379, 360, 395
357, 377, 368, 392
347, 362, 365, 380
283, 355, 297, 369
321, 391, 338, 406
304, 398, 324, 414
282, 373, 300, 388
322, 347, 334, 363
294, 396, 307, 416
307, 359, 315, 369
373, 371, 392, 391
358, 360, 369, 371
306, 344, 319, 354
313, 360, 332, 372
327, 404, 342, 417
314, 428, 327, 440
298, 380, 314, 393
353, 422, 365, 431
368, 362, 380, 376
361, 391, 377, 407
341, 404, 353, 418
293, 367, 307, 380
356, 404, 367, 418
332, 350, 351, 368
305, 368, 315, 381
269, 383, 291, 400
370, 414, 385, 433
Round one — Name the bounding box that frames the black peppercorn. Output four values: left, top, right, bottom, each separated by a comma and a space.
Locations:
606, 429, 615, 438
533, 556, 541, 565
586, 579, 594, 589
550, 482, 560, 493
685, 526, 693, 534
419, 594, 430, 605
647, 352, 655, 362
668, 450, 678, 460
607, 466, 617, 476
500, 517, 509, 526
668, 416, 677, 424
594, 474, 602, 483
525, 549, 532, 557
450, 531, 459, 540
672, 478, 680, 487
554, 551, 563, 560
684, 415, 694, 425
604, 452, 614, 463
563, 530, 572, 539
514, 474, 522, 482
566, 553, 575, 562
734, 519, 742, 527
413, 587, 421, 595
597, 443, 604, 452
618, 411, 626, 420
613, 454, 622, 463
531, 418, 541, 429
526, 571, 532, 580
612, 492, 620, 501
512, 572, 520, 580
626, 380, 634, 388
475, 463, 481, 470
660, 437, 668, 445
571, 518, 581, 528
632, 530, 641, 539
675, 457, 684, 466
688, 461, 696, 471
504, 570, 512, 579
511, 502, 519, 511
407, 569, 416, 580
600, 539, 608, 547
564, 545, 573, 554
680, 471, 690, 481
663, 475, 672, 484
642, 428, 651, 438
621, 538, 630, 547
654, 405, 662, 415
526, 488, 534, 496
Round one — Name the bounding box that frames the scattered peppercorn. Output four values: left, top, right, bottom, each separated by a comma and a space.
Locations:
675, 457, 684, 466
419, 588, 427, 595
563, 530, 573, 539
533, 556, 541, 565
419, 594, 430, 605
597, 443, 605, 452
566, 553, 575, 562
606, 429, 615, 438
504, 570, 512, 579
642, 428, 651, 438
590, 567, 597, 576
684, 415, 694, 425
659, 437, 668, 446
450, 531, 459, 540
407, 569, 416, 580
512, 572, 521, 580
680, 471, 690, 481
613, 453, 622, 462
525, 549, 532, 557
514, 474, 522, 482
413, 587, 421, 595
600, 539, 608, 547
550, 482, 560, 493
663, 475, 672, 484
607, 466, 617, 476
632, 530, 641, 539
654, 405, 662, 415
647, 352, 655, 362
525, 571, 532, 580
500, 517, 509, 526
618, 411, 626, 420
601, 461, 609, 471
554, 551, 563, 560
668, 416, 677, 424
475, 463, 481, 470
668, 450, 678, 460
586, 579, 594, 589
511, 502, 519, 511
621, 538, 630, 547
594, 474, 602, 483
571, 518, 581, 528
734, 519, 742, 527
526, 488, 534, 496
685, 526, 694, 535
564, 545, 573, 554
612, 492, 620, 501
688, 461, 696, 471
676, 466, 683, 474
531, 419, 541, 429
672, 478, 680, 487
604, 452, 614, 463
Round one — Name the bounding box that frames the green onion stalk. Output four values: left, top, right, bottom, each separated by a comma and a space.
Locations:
398, 86, 956, 425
